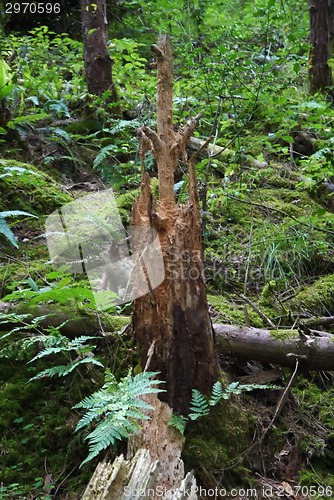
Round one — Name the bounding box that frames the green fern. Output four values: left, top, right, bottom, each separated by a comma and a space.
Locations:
209, 380, 224, 406
0, 217, 17, 247
27, 333, 103, 381
6, 113, 49, 129
29, 358, 104, 381
167, 414, 188, 435
0, 210, 37, 247
73, 370, 166, 466
170, 380, 280, 433
28, 335, 98, 363
0, 165, 42, 179
188, 389, 210, 420
93, 144, 119, 170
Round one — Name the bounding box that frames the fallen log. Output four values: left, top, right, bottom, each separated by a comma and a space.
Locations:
213, 324, 334, 371
2, 303, 334, 371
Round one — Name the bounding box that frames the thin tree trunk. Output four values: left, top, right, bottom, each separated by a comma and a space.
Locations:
308, 0, 332, 93
80, 0, 117, 99
132, 35, 219, 416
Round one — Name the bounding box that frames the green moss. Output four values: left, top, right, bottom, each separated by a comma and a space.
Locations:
0, 321, 135, 495
116, 188, 139, 223
287, 274, 334, 315
0, 362, 97, 494
299, 470, 334, 500
0, 260, 54, 298
269, 329, 298, 341
183, 399, 251, 488
208, 294, 266, 328
254, 166, 297, 189
259, 280, 278, 306
0, 159, 72, 215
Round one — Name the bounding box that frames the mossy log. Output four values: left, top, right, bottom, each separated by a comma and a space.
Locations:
0, 301, 130, 337
2, 301, 334, 371
214, 324, 334, 371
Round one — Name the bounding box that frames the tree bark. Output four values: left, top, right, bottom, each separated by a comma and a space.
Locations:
80, 0, 117, 99
308, 0, 333, 93
214, 324, 334, 371
132, 35, 219, 416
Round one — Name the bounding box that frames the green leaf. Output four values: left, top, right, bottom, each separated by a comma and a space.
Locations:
0, 218, 18, 247
27, 278, 39, 292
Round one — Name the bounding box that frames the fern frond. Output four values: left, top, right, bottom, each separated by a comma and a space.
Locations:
0, 210, 37, 247
29, 345, 71, 362
81, 419, 132, 466
75, 406, 107, 432
0, 312, 32, 324
209, 381, 223, 406
121, 371, 166, 396
189, 389, 210, 420
0, 218, 18, 247
29, 365, 68, 380
7, 113, 49, 128
0, 210, 37, 219
93, 144, 118, 170
238, 383, 280, 392
168, 414, 188, 435
222, 381, 242, 399
74, 370, 166, 465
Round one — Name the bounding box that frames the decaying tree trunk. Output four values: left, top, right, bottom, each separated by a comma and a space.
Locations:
80, 0, 117, 99
82, 34, 218, 499
308, 0, 333, 93
132, 35, 219, 416
82, 394, 198, 500
214, 324, 334, 371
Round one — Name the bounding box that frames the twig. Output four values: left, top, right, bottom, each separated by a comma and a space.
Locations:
262, 357, 299, 439
240, 293, 276, 328
144, 340, 156, 372
189, 135, 213, 163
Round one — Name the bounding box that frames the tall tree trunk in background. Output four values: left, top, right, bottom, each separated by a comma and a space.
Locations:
132, 35, 219, 416
308, 0, 333, 93
80, 0, 117, 100
329, 1, 334, 57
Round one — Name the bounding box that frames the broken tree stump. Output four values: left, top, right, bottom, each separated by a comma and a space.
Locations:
132, 34, 219, 415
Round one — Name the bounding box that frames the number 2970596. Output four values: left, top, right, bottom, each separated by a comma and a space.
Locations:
5, 3, 61, 14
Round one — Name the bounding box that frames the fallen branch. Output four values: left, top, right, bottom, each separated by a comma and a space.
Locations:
213, 324, 334, 371
302, 316, 334, 328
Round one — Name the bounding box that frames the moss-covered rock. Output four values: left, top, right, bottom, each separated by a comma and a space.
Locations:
0, 159, 72, 215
